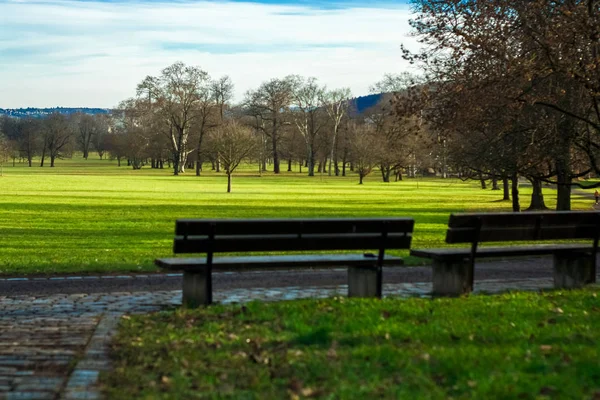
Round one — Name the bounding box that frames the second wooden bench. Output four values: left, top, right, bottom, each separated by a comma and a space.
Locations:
411, 211, 599, 296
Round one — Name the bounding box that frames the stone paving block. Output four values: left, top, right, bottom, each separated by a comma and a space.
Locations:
14, 376, 63, 392
66, 370, 99, 388
5, 392, 56, 400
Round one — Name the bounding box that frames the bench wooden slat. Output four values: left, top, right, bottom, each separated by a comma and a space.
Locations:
446, 211, 600, 244
174, 233, 412, 254
411, 244, 593, 261
448, 211, 597, 229
156, 254, 404, 271
447, 225, 598, 243
176, 218, 415, 236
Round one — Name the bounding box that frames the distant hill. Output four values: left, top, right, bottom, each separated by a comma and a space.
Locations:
0, 107, 111, 119
1, 94, 389, 120
351, 93, 384, 114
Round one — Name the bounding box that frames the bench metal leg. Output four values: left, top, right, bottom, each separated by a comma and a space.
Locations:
182, 270, 212, 307
553, 252, 596, 289
348, 266, 381, 298
432, 259, 473, 296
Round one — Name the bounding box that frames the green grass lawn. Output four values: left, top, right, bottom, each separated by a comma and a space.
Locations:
102, 287, 600, 399
0, 157, 595, 275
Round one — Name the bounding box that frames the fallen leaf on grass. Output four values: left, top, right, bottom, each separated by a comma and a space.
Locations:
540, 345, 553, 352
539, 386, 556, 395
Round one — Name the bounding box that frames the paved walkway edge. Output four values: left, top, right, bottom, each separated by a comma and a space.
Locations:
62, 313, 122, 400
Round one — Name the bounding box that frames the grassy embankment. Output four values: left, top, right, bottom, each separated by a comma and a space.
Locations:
102, 288, 600, 399
0, 157, 594, 275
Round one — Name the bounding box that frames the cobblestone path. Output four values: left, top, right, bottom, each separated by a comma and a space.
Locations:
0, 274, 570, 399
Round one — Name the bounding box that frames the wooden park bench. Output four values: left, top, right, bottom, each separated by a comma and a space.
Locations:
156, 217, 414, 307
410, 211, 599, 296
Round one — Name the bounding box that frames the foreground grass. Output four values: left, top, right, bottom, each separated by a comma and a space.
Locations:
102, 288, 600, 399
0, 157, 595, 274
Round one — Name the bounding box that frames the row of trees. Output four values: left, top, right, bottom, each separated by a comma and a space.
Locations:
122, 62, 433, 182
400, 0, 600, 211
0, 112, 112, 167
1, 64, 443, 191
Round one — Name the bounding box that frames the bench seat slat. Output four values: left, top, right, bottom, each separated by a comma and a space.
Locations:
411, 244, 593, 261
174, 234, 411, 254
176, 218, 414, 236
156, 254, 404, 271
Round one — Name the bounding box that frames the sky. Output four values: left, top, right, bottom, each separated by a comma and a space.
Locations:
0, 0, 418, 108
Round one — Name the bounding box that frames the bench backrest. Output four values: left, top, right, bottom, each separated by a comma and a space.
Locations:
446, 211, 600, 244
174, 218, 414, 256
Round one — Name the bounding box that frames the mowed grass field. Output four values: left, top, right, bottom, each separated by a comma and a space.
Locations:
0, 156, 594, 275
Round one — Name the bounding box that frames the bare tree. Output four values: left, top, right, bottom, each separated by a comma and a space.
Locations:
74, 113, 95, 159
0, 131, 10, 175
136, 62, 210, 175
321, 87, 352, 176
40, 113, 73, 167
289, 76, 328, 176
244, 77, 295, 174
213, 120, 258, 193
347, 122, 381, 184
211, 76, 234, 123
92, 114, 110, 159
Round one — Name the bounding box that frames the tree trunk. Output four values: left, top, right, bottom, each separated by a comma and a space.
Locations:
307, 145, 315, 177
555, 178, 572, 211
502, 177, 510, 200
381, 166, 391, 183
196, 160, 202, 176
172, 151, 179, 176
555, 117, 573, 210
117, 156, 121, 167
287, 159, 292, 172
227, 173, 232, 193
50, 155, 55, 167
526, 178, 548, 210
359, 173, 364, 185
491, 178, 500, 190
272, 134, 280, 174
511, 174, 520, 212
479, 174, 486, 189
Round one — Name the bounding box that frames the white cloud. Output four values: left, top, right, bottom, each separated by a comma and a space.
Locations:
0, 0, 420, 108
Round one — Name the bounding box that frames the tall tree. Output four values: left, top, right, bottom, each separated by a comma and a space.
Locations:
41, 113, 72, 167
290, 76, 328, 177
211, 76, 234, 123
404, 0, 600, 210
321, 87, 352, 176
136, 62, 210, 175
244, 77, 295, 174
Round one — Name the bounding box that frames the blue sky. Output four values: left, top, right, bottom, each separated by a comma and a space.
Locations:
0, 0, 416, 108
